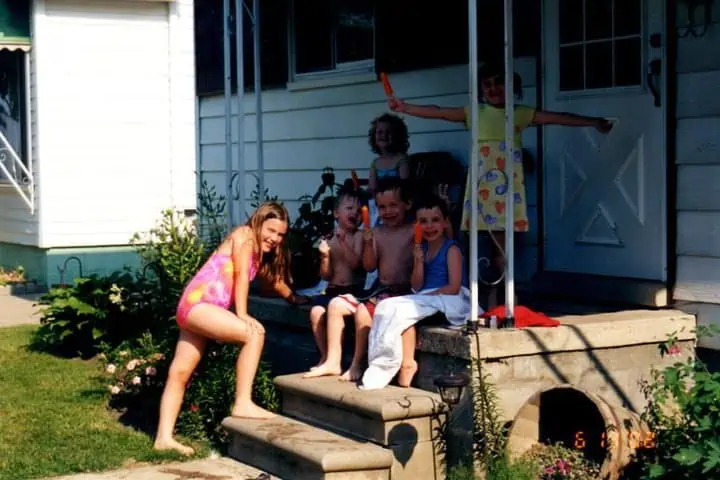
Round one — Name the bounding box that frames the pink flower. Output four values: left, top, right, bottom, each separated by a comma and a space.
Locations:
190, 404, 200, 413
131, 376, 142, 385
145, 366, 157, 376
106, 364, 117, 374
667, 345, 682, 357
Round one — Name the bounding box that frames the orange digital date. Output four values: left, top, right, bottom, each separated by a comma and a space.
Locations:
574, 431, 657, 450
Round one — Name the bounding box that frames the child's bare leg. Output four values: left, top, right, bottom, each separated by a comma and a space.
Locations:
181, 304, 275, 420
304, 297, 352, 378
154, 330, 206, 455
397, 326, 418, 387
309, 305, 328, 368
340, 304, 372, 382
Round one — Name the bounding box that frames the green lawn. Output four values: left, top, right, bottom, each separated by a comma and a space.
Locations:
0, 326, 204, 480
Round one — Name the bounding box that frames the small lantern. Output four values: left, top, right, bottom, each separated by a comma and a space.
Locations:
434, 372, 471, 406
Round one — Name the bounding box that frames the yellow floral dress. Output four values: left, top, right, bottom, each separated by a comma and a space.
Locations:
461, 104, 536, 233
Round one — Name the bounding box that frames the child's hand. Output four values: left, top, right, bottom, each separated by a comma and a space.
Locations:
318, 239, 330, 256
362, 227, 374, 243
388, 97, 407, 113
595, 118, 614, 134
413, 244, 425, 264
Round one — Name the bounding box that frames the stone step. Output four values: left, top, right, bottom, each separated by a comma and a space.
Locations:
222, 414, 393, 480
274, 374, 447, 479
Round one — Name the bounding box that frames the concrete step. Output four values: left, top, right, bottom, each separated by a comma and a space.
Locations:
222, 414, 393, 480
274, 373, 447, 479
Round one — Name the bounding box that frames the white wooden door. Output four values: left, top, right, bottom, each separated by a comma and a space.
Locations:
542, 0, 667, 281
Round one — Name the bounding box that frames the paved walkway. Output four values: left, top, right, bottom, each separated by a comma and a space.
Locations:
0, 293, 42, 328
48, 458, 277, 480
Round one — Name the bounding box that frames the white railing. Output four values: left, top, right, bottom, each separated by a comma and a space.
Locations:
0, 129, 34, 213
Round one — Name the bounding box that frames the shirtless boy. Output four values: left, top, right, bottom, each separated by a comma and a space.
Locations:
304, 178, 414, 381
308, 192, 365, 368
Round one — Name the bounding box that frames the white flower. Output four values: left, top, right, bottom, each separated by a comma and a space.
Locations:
106, 364, 117, 374
131, 376, 142, 385
145, 366, 157, 376
126, 359, 140, 371
118, 350, 129, 357
98, 353, 106, 360
110, 385, 121, 395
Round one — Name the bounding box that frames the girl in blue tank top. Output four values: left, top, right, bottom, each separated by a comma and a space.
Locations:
360, 194, 474, 391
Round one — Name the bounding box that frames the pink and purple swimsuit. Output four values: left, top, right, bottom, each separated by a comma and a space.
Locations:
176, 251, 258, 327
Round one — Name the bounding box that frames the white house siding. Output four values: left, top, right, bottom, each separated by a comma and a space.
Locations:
33, 0, 195, 249
198, 59, 541, 281
673, 3, 720, 349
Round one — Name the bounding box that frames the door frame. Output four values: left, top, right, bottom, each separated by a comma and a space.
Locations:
534, 0, 677, 306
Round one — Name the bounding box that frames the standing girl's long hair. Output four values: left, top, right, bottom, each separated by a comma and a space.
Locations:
246, 201, 291, 285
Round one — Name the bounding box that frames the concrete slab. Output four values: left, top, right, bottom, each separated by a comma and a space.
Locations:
47, 458, 277, 480
0, 293, 42, 328
222, 414, 393, 480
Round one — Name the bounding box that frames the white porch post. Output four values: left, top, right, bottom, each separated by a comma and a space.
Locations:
223, 0, 234, 228
468, 0, 480, 323
235, 0, 246, 220
252, 0, 265, 202
503, 0, 516, 321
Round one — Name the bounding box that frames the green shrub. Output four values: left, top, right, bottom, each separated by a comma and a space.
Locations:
629, 326, 720, 479
101, 336, 279, 447
32, 272, 155, 358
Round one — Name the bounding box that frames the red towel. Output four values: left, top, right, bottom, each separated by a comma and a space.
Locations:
482, 305, 560, 328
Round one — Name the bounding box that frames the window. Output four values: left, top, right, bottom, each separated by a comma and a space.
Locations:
558, 0, 643, 92
291, 0, 375, 78
0, 50, 27, 168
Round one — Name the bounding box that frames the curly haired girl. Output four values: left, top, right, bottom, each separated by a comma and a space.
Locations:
368, 113, 411, 194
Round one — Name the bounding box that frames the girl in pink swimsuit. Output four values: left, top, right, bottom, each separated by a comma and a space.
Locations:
154, 202, 293, 456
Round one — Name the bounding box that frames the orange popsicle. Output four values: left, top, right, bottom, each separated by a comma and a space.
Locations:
351, 169, 360, 190
380, 72, 394, 97
414, 222, 423, 244
361, 206, 371, 228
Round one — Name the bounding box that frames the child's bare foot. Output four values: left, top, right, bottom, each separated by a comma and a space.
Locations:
340, 364, 363, 382
303, 362, 342, 378
397, 361, 418, 388
310, 356, 327, 370
153, 438, 195, 456
231, 401, 275, 419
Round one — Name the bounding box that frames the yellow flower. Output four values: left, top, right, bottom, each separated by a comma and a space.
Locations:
187, 287, 205, 304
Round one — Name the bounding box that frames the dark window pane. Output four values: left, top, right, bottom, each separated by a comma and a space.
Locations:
294, 0, 332, 74
559, 45, 584, 91
615, 38, 641, 86
585, 0, 612, 40
336, 2, 374, 64
614, 0, 642, 36
559, 0, 583, 44
586, 41, 613, 88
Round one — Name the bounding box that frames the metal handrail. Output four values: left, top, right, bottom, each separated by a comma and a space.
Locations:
0, 129, 34, 213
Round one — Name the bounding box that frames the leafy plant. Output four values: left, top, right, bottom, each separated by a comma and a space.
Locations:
101, 338, 279, 447
472, 358, 509, 468
520, 443, 601, 479
631, 325, 720, 479
31, 272, 154, 358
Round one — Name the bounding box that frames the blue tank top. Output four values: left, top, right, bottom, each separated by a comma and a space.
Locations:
421, 239, 467, 291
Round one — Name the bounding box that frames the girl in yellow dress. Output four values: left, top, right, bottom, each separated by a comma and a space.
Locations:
389, 62, 612, 292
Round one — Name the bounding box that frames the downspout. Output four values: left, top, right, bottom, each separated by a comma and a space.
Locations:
253, 0, 264, 202
235, 0, 245, 219
223, 0, 234, 229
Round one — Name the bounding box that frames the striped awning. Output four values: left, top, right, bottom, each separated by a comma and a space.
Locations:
0, 0, 30, 52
